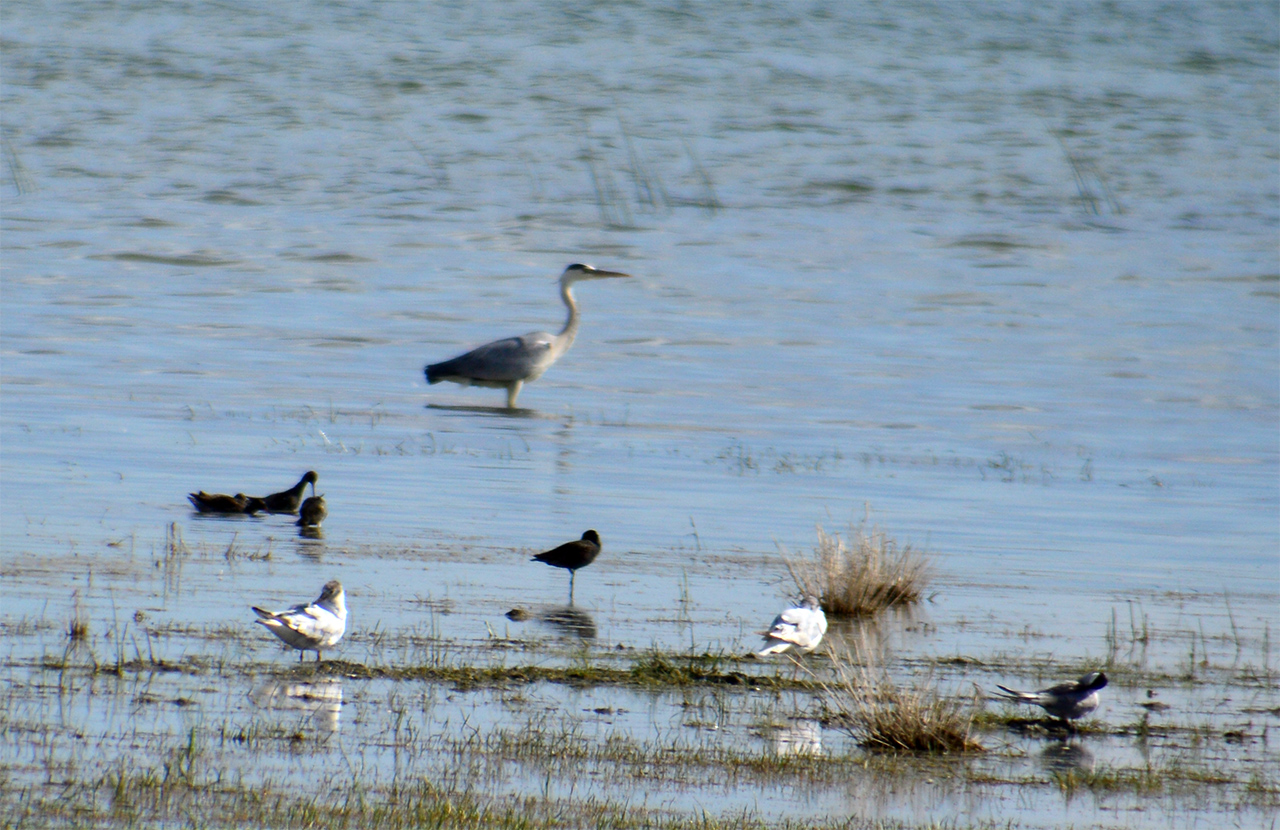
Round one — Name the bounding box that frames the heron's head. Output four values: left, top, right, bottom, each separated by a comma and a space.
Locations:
302, 471, 319, 485
560, 263, 630, 286
580, 529, 601, 545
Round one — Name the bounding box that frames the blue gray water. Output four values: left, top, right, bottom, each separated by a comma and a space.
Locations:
2, 1, 1277, 826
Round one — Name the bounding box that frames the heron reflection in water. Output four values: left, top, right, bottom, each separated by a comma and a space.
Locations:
424, 264, 630, 408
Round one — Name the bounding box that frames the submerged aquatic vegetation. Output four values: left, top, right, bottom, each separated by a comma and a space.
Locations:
825, 647, 982, 753
786, 523, 930, 617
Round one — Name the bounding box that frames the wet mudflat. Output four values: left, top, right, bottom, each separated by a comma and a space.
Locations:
2, 532, 1276, 828
2, 0, 1277, 827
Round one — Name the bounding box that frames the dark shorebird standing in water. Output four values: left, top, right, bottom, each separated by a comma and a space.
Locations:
259, 471, 318, 514
424, 264, 630, 408
532, 530, 601, 602
252, 580, 346, 662
297, 495, 327, 531
994, 671, 1108, 729
188, 492, 265, 514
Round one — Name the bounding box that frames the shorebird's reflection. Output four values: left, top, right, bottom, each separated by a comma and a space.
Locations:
250, 679, 343, 731
770, 719, 823, 757
1039, 738, 1095, 774
537, 605, 597, 640
294, 537, 324, 561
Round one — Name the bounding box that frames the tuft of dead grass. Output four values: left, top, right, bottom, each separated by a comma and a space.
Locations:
824, 644, 983, 753
67, 593, 89, 642
785, 522, 929, 617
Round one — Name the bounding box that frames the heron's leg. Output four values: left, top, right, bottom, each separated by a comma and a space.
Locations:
506, 380, 523, 408
568, 571, 575, 604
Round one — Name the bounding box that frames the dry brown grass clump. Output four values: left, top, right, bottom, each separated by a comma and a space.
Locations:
825, 646, 983, 753
67, 595, 89, 641
786, 523, 929, 617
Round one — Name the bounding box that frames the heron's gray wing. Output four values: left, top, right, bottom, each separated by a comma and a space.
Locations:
428, 332, 555, 383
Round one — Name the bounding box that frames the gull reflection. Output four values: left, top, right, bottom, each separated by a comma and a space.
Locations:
1039, 738, 1095, 774
250, 679, 343, 732
537, 605, 597, 640
770, 718, 823, 757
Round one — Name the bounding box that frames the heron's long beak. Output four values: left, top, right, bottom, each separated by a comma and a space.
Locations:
583, 268, 630, 279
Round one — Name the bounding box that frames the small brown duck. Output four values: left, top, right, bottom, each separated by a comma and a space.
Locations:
532, 530, 600, 601
259, 471, 319, 514
187, 492, 265, 514
297, 495, 328, 528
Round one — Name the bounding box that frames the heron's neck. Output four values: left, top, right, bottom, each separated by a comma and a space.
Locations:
555, 280, 581, 353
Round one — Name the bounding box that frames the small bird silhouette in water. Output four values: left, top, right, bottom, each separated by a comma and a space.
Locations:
297, 495, 327, 529
259, 471, 318, 514
252, 580, 347, 662
532, 530, 601, 602
994, 671, 1108, 727
188, 491, 265, 514
757, 596, 828, 657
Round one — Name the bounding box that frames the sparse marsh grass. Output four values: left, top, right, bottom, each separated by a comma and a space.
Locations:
5, 638, 1276, 829
786, 523, 930, 617
1051, 761, 1235, 798
824, 647, 983, 753
67, 595, 89, 642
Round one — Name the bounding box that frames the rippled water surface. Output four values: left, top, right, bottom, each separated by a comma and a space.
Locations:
2, 1, 1277, 826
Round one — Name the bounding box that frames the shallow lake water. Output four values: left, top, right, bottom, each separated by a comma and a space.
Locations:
2, 1, 1277, 827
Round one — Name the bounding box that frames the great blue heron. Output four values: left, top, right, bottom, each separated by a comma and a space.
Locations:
424, 264, 630, 408
532, 529, 601, 601
252, 580, 347, 662
756, 596, 828, 657
259, 471, 319, 514
994, 671, 1108, 726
